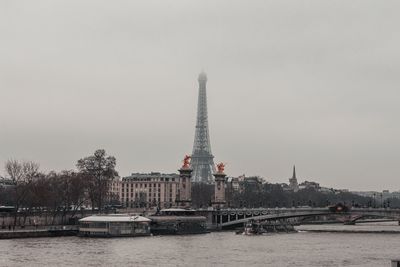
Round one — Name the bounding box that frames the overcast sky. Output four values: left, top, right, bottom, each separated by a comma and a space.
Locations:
1, 0, 399, 191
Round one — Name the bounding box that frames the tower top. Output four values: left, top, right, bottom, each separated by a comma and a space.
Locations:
198, 71, 207, 82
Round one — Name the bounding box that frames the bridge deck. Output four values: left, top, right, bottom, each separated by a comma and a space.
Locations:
210, 208, 400, 228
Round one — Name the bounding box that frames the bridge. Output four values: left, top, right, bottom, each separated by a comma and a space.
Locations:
199, 208, 400, 229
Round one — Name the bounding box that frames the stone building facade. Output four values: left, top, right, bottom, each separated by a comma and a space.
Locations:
111, 171, 191, 209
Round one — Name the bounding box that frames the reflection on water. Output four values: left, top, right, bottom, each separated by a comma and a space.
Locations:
0, 223, 399, 266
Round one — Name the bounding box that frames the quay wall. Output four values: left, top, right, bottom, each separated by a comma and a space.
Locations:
0, 211, 101, 228
0, 228, 78, 239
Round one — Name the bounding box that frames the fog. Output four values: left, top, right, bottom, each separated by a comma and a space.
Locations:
1, 0, 400, 190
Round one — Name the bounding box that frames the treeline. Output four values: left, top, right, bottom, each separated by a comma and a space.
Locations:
0, 149, 118, 226
192, 182, 375, 209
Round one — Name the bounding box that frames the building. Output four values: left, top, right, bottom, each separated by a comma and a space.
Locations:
111, 172, 181, 209
241, 176, 263, 192
288, 165, 299, 192
230, 177, 240, 191
352, 190, 400, 201
190, 72, 216, 183
319, 187, 334, 194
227, 174, 264, 193
0, 178, 13, 189
299, 181, 320, 191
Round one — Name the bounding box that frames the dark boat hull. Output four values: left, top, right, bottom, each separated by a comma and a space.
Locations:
149, 215, 208, 235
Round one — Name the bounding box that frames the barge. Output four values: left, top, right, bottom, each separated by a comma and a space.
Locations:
78, 214, 151, 237
148, 208, 209, 235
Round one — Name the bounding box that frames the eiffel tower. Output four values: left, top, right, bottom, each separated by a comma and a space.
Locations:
191, 71, 216, 183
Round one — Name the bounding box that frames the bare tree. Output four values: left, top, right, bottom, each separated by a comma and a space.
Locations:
5, 160, 40, 226
76, 149, 118, 213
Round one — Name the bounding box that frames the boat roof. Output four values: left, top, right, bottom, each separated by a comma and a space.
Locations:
79, 214, 151, 223
160, 208, 196, 212
148, 216, 206, 222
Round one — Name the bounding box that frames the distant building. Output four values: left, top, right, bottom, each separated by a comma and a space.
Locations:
229, 177, 240, 191
288, 166, 299, 192
352, 190, 400, 201
382, 190, 390, 199
228, 175, 264, 193
299, 181, 320, 191
390, 191, 400, 199
319, 187, 334, 194
0, 178, 13, 189
351, 191, 379, 198
111, 172, 190, 209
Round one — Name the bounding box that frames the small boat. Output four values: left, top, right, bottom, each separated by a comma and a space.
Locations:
243, 221, 256, 235
242, 220, 265, 235
240, 220, 296, 235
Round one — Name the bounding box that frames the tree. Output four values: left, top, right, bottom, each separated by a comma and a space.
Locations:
4, 160, 40, 226
40, 171, 88, 224
76, 149, 118, 212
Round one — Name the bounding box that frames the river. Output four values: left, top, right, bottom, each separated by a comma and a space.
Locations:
1, 223, 399, 266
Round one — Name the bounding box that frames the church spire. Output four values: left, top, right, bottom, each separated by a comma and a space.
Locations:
289, 165, 299, 192
293, 165, 296, 179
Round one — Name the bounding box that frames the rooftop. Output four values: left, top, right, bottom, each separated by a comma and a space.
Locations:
122, 172, 179, 182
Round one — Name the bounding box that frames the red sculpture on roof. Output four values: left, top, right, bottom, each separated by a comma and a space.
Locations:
182, 155, 191, 169
216, 163, 225, 173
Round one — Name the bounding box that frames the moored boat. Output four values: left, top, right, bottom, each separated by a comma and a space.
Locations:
148, 208, 209, 235
238, 219, 296, 235
78, 214, 151, 237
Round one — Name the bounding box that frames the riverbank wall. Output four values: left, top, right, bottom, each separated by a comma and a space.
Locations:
0, 227, 78, 239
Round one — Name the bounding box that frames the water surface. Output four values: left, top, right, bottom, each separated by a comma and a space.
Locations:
1, 224, 399, 266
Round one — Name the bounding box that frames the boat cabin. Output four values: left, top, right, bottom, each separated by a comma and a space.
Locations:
149, 208, 208, 235
79, 214, 151, 237
155, 208, 197, 216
